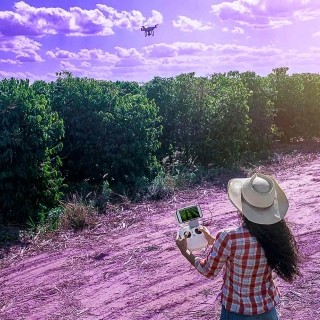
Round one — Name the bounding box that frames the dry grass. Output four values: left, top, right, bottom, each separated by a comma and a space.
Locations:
58, 195, 97, 231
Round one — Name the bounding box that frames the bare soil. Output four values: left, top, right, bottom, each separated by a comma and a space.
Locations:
1, 141, 320, 320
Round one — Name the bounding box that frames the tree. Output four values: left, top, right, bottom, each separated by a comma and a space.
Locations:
50, 74, 162, 194
0, 78, 64, 222
239, 71, 275, 151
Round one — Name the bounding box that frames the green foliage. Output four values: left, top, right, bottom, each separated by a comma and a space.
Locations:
103, 94, 162, 190
144, 76, 176, 160
0, 78, 64, 222
289, 73, 320, 138
145, 73, 250, 166
147, 172, 174, 200
268, 68, 320, 141
2, 68, 320, 226
102, 180, 112, 200
237, 71, 275, 151
50, 75, 115, 183
50, 75, 162, 196
200, 73, 250, 165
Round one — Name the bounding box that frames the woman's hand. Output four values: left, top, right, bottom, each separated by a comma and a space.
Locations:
198, 226, 215, 245
175, 232, 196, 266
176, 232, 188, 253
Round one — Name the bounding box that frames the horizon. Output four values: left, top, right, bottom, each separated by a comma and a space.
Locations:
1, 0, 320, 83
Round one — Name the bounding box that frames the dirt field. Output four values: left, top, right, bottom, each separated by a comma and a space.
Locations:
1, 142, 320, 320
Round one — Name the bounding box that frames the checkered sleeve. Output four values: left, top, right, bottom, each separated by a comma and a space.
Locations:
194, 230, 231, 279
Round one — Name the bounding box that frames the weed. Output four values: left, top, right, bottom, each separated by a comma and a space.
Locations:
147, 173, 174, 200
58, 194, 97, 231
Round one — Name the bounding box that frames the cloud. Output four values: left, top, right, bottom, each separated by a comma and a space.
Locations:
0, 70, 38, 80
0, 2, 163, 37
145, 10, 163, 26
0, 36, 43, 63
3, 42, 320, 82
68, 6, 114, 36
312, 31, 320, 37
0, 1, 113, 37
46, 48, 119, 64
232, 26, 245, 34
210, 0, 320, 29
143, 43, 177, 58
0, 36, 41, 52
16, 51, 44, 62
46, 46, 148, 70
81, 61, 91, 67
60, 61, 77, 70
114, 47, 147, 67
142, 42, 290, 74
172, 16, 214, 32
143, 42, 213, 58
0, 59, 21, 65
96, 5, 163, 30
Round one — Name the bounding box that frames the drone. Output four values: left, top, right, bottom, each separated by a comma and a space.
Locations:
141, 24, 158, 37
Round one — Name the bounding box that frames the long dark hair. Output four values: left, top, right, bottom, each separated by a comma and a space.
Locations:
242, 215, 301, 282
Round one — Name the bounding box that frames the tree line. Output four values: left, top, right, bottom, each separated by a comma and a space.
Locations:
1, 67, 320, 223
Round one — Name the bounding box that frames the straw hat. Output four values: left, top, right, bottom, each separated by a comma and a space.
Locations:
227, 173, 289, 225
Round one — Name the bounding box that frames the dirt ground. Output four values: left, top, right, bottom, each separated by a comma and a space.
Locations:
1, 142, 320, 320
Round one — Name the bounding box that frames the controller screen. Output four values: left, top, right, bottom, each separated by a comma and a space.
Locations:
179, 206, 201, 222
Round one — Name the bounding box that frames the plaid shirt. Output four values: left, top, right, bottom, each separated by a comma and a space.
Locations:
194, 226, 280, 315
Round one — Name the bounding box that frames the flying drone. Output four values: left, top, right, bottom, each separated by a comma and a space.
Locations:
141, 24, 158, 37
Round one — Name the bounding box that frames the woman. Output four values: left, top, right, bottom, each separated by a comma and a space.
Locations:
176, 173, 301, 319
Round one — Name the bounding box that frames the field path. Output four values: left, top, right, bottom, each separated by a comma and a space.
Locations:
1, 148, 320, 320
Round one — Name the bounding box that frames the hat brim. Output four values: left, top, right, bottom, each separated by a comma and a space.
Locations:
227, 176, 289, 225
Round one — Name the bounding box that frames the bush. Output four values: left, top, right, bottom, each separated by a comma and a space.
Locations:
50, 74, 162, 196
145, 73, 250, 167
147, 173, 174, 200
0, 78, 64, 222
58, 195, 97, 230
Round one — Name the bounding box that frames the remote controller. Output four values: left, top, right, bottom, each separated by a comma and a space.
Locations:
176, 205, 208, 252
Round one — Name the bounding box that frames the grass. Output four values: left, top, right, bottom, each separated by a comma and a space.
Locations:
57, 194, 97, 231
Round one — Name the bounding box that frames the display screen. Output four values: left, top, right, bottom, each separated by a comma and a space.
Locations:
178, 206, 201, 222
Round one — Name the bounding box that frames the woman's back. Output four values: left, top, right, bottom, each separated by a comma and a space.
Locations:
223, 226, 280, 314
195, 226, 280, 315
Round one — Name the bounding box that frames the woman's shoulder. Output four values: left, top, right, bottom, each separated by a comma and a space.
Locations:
216, 226, 250, 240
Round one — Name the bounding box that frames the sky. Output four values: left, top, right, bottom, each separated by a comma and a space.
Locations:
1, 0, 320, 83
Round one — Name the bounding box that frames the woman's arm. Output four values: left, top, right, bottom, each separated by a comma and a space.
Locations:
198, 226, 215, 245
176, 233, 196, 266
175, 226, 215, 266
176, 230, 231, 279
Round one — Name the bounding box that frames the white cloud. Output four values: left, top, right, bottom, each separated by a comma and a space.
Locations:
97, 5, 163, 30
211, 0, 320, 29
81, 61, 91, 67
0, 36, 41, 52
0, 70, 38, 81
0, 36, 44, 64
16, 51, 44, 62
60, 61, 76, 70
46, 48, 119, 64
232, 26, 245, 34
172, 16, 214, 32
0, 59, 21, 65
0, 2, 163, 37
114, 47, 148, 67
143, 42, 214, 58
